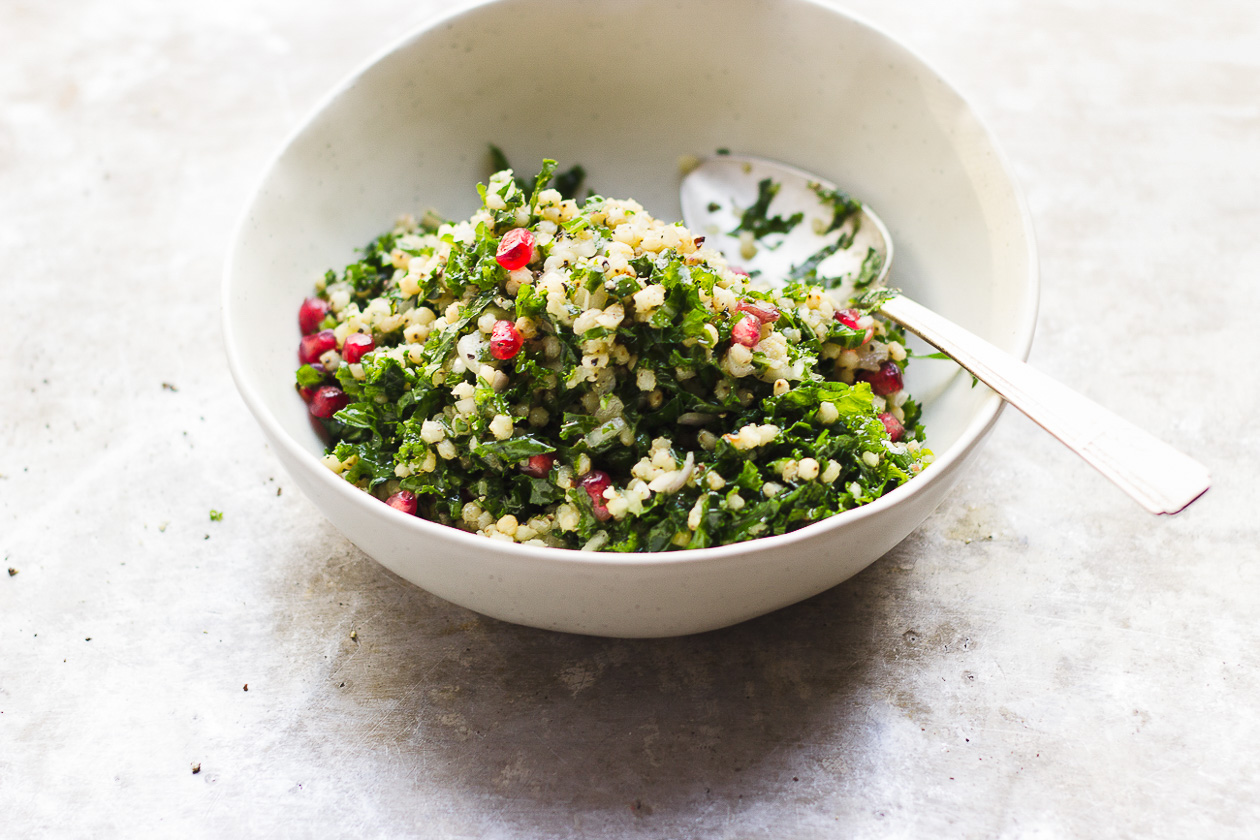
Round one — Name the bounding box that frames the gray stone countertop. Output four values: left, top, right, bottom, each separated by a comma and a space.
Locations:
2, 1, 1257, 837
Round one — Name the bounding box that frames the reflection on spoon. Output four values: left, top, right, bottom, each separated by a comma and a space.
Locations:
680, 155, 1209, 515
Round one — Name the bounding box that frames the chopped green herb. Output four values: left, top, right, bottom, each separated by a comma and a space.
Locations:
489, 144, 587, 200
853, 247, 884, 289
733, 177, 804, 241
809, 181, 863, 234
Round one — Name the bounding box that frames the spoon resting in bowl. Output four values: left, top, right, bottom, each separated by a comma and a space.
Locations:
680, 155, 1210, 515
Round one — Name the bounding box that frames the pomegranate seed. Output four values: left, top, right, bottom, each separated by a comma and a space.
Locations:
834, 308, 874, 345
495, 228, 535, 270
520, 453, 555, 478
298, 329, 337, 365
299, 386, 317, 403
577, 469, 611, 495
489, 319, 523, 360
736, 298, 781, 323
729, 266, 749, 276
834, 308, 861, 328
879, 412, 905, 442
309, 385, 349, 419
384, 490, 418, 515
577, 470, 612, 521
731, 314, 762, 348
342, 332, 375, 364
298, 297, 330, 334
857, 361, 904, 396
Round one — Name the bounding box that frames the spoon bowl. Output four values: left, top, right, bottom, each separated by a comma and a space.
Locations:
681, 154, 894, 290
681, 155, 1210, 514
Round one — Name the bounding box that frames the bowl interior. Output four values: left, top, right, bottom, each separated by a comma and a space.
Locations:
223, 0, 1037, 633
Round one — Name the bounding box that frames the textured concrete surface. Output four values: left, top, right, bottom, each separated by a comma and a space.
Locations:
2, 1, 1258, 837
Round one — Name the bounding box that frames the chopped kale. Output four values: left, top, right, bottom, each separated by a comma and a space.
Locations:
732, 177, 804, 241
809, 182, 863, 234
489, 144, 587, 201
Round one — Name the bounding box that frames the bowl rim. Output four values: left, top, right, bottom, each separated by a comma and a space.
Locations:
222, 0, 1040, 570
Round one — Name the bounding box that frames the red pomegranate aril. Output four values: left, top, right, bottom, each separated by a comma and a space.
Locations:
342, 332, 375, 364
520, 453, 555, 478
834, 308, 874, 345
736, 298, 781, 323
731, 314, 762, 348
298, 297, 330, 334
309, 385, 349, 419
879, 412, 905, 442
834, 308, 861, 329
489, 319, 523, 360
495, 228, 536, 270
299, 329, 337, 365
577, 470, 613, 521
384, 490, 418, 516
299, 385, 316, 403
857, 360, 904, 396
577, 469, 611, 495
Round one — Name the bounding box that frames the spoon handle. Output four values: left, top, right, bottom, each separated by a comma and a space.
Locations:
879, 294, 1210, 514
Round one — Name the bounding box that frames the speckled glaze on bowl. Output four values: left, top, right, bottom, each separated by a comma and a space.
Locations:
223, 0, 1037, 637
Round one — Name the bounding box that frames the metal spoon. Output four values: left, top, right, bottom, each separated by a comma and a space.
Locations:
680, 155, 1210, 515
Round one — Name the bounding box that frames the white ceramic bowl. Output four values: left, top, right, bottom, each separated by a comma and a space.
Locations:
224, 0, 1037, 637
